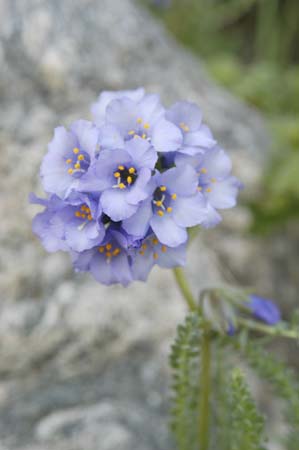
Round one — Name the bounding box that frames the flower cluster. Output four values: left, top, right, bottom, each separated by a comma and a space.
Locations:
31, 88, 241, 286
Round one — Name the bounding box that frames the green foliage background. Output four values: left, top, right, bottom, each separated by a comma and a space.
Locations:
170, 309, 299, 449
144, 0, 299, 232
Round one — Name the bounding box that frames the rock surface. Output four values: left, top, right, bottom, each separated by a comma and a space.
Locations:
0, 0, 286, 449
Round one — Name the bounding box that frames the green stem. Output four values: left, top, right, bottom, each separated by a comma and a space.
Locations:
238, 317, 299, 340
199, 329, 211, 450
173, 266, 198, 312
173, 267, 211, 450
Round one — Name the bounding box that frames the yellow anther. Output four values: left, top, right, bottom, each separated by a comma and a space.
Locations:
66, 158, 72, 164
155, 200, 163, 207
113, 248, 121, 256
160, 186, 167, 192
81, 205, 86, 211
141, 243, 147, 250
152, 238, 159, 245
87, 214, 92, 221
206, 187, 212, 193
179, 122, 189, 132
99, 246, 105, 253
78, 154, 84, 161
73, 147, 80, 154
114, 172, 121, 178
211, 178, 217, 183
74, 162, 81, 169
153, 252, 159, 260
200, 168, 207, 174
139, 250, 145, 256
118, 183, 126, 189
81, 213, 86, 219
143, 123, 150, 129
171, 193, 177, 200
136, 117, 142, 124
118, 165, 125, 171
167, 207, 172, 213
141, 133, 147, 139
68, 168, 74, 174
197, 186, 202, 191
106, 243, 112, 250
161, 245, 167, 253
128, 130, 135, 135
133, 134, 139, 139
157, 210, 164, 217
106, 252, 112, 258
127, 176, 133, 184
75, 211, 81, 217
128, 167, 135, 174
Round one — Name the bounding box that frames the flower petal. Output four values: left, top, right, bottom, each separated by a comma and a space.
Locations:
172, 193, 207, 227
151, 118, 183, 152
205, 176, 240, 209
159, 165, 198, 196
101, 188, 138, 221
166, 101, 202, 131
122, 200, 152, 237
150, 214, 187, 247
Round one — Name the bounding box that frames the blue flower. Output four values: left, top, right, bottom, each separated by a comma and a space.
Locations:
166, 101, 216, 156
130, 234, 187, 281
91, 88, 145, 127
31, 87, 241, 286
122, 164, 207, 247
92, 89, 183, 153
72, 228, 133, 286
40, 120, 100, 199
246, 295, 281, 325
30, 193, 105, 253
176, 146, 241, 227
79, 136, 157, 221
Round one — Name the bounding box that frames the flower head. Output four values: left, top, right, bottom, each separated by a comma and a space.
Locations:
31, 87, 241, 286
40, 120, 99, 199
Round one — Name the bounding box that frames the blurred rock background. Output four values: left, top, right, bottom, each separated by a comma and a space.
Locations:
0, 0, 297, 449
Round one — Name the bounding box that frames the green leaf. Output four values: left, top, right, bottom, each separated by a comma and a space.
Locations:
238, 340, 299, 449
169, 311, 203, 450
227, 368, 267, 450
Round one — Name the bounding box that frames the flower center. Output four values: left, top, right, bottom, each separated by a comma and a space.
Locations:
138, 236, 167, 260
197, 167, 215, 193
113, 165, 137, 189
66, 148, 90, 178
74, 204, 93, 221
179, 122, 190, 132
127, 118, 150, 141
152, 185, 176, 216
98, 242, 121, 262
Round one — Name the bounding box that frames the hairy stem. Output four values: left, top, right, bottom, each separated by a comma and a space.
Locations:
173, 266, 198, 312
238, 317, 299, 340
199, 329, 211, 450
173, 267, 211, 450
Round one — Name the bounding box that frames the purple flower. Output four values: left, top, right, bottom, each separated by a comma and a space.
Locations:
123, 164, 207, 247
92, 89, 183, 153
40, 120, 100, 199
72, 228, 133, 286
32, 87, 241, 286
166, 101, 216, 156
176, 146, 241, 227
91, 88, 145, 127
79, 136, 157, 221
130, 234, 186, 281
246, 295, 281, 325
30, 193, 105, 253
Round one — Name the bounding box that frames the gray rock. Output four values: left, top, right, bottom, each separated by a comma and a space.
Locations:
1, 0, 290, 449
